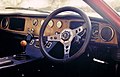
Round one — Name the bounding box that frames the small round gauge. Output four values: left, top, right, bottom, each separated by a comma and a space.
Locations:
100, 26, 114, 42
33, 19, 38, 26
41, 20, 44, 26
48, 20, 54, 28
1, 18, 9, 29
57, 21, 62, 29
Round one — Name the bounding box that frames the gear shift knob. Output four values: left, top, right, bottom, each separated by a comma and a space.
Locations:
20, 40, 27, 47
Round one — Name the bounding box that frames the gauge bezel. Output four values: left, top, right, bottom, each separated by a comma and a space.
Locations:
57, 21, 63, 29
100, 26, 115, 42
48, 20, 54, 28
32, 19, 38, 26
1, 17, 9, 29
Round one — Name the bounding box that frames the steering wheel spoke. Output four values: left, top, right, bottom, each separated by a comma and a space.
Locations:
47, 34, 61, 42
63, 42, 71, 59
72, 23, 87, 37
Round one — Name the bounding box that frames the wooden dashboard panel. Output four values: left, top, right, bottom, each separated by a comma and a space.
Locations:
0, 16, 118, 45
24, 17, 69, 36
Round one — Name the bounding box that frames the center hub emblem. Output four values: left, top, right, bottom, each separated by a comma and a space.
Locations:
61, 31, 71, 41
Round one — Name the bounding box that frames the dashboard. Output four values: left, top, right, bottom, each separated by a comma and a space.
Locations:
0, 15, 118, 45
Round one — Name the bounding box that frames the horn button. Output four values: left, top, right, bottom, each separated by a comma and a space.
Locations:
60, 29, 73, 42
61, 31, 71, 41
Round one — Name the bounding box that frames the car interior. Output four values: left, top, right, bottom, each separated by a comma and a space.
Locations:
0, 0, 120, 77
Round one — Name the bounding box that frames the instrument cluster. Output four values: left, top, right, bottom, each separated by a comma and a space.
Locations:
32, 18, 63, 29
29, 18, 68, 36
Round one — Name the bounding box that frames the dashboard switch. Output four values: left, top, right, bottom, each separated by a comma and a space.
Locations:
26, 33, 33, 42
45, 41, 52, 48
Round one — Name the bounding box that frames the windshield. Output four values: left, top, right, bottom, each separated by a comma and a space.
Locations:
104, 0, 120, 15
0, 0, 119, 18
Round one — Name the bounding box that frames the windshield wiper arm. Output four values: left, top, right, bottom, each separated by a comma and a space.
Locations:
5, 7, 50, 13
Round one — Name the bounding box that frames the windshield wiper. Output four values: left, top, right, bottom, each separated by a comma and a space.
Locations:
5, 7, 50, 13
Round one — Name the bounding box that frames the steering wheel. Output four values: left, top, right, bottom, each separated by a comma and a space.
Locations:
39, 7, 92, 63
